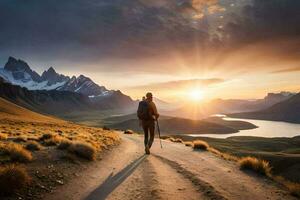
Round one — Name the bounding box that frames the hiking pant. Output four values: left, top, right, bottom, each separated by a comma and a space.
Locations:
142, 120, 155, 148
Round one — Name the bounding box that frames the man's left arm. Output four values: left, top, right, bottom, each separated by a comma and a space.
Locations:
151, 102, 159, 119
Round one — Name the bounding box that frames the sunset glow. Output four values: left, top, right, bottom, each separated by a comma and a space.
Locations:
188, 89, 204, 101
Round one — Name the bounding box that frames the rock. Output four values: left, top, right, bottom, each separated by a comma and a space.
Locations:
124, 129, 134, 134
56, 180, 64, 185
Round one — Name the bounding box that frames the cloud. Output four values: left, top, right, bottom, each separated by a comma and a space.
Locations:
177, 0, 225, 19
271, 67, 300, 74
0, 0, 299, 78
131, 78, 225, 90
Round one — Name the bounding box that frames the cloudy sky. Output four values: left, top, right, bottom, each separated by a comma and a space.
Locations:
0, 0, 299, 101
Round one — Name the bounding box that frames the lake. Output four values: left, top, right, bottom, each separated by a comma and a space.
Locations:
188, 116, 300, 138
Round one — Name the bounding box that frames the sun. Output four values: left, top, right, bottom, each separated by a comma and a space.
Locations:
188, 89, 204, 101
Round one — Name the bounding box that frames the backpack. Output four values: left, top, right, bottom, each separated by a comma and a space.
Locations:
137, 100, 151, 120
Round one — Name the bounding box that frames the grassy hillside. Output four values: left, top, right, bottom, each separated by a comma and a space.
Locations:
170, 135, 300, 183
0, 97, 62, 123
0, 97, 120, 199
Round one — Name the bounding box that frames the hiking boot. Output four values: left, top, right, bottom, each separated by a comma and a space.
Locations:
145, 145, 150, 154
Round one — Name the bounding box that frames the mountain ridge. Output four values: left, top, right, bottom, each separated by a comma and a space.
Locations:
229, 92, 300, 123
0, 56, 129, 101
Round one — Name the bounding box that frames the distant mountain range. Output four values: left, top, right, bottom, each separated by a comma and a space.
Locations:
0, 57, 136, 115
229, 93, 300, 123
165, 92, 296, 120
0, 56, 129, 99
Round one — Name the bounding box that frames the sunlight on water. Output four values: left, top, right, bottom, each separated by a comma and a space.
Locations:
189, 116, 300, 138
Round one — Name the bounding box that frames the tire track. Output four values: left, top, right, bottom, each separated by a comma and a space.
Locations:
153, 154, 227, 200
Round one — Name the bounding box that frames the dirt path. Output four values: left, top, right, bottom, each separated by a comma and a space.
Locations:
45, 133, 296, 200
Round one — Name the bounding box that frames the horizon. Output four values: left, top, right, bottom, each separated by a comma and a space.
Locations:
0, 0, 300, 102
0, 56, 298, 103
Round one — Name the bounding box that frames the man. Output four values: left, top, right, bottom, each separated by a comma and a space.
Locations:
137, 92, 159, 154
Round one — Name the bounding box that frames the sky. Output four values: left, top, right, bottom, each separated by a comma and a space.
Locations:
0, 0, 300, 102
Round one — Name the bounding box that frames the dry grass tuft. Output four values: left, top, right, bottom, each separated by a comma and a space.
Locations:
68, 141, 96, 161
273, 176, 300, 197
184, 141, 193, 147
238, 156, 271, 176
13, 136, 27, 143
173, 138, 183, 143
0, 133, 7, 140
286, 182, 300, 197
25, 141, 42, 151
193, 140, 209, 150
0, 143, 33, 163
0, 164, 31, 196
39, 133, 53, 141
57, 139, 73, 150
160, 136, 170, 140
102, 126, 110, 130
167, 137, 176, 142
42, 134, 63, 146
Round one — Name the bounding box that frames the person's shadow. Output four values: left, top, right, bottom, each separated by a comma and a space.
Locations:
85, 154, 147, 200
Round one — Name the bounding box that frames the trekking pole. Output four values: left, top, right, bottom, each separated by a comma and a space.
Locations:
156, 119, 163, 149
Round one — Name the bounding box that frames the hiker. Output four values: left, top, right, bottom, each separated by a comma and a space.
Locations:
137, 92, 159, 154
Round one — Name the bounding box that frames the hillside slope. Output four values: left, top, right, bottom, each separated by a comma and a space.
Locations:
229, 93, 300, 123
0, 97, 62, 123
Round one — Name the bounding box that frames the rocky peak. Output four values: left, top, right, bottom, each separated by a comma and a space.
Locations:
4, 56, 31, 72
4, 56, 42, 82
41, 67, 69, 85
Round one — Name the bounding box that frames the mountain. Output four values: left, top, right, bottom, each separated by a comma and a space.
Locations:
0, 77, 93, 115
165, 92, 295, 120
229, 92, 300, 123
41, 67, 70, 86
0, 56, 135, 110
57, 75, 109, 97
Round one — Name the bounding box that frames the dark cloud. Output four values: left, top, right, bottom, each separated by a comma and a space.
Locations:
0, 0, 210, 62
221, 0, 300, 46
0, 0, 299, 71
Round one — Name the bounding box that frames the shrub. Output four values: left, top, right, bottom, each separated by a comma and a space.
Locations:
13, 136, 27, 143
42, 135, 62, 146
25, 141, 42, 151
193, 140, 209, 150
0, 143, 33, 163
286, 182, 300, 197
160, 136, 170, 140
57, 139, 73, 150
0, 164, 31, 196
69, 142, 96, 161
238, 156, 271, 176
184, 142, 193, 147
167, 137, 176, 142
173, 138, 183, 143
0, 133, 7, 140
39, 133, 53, 141
102, 126, 110, 130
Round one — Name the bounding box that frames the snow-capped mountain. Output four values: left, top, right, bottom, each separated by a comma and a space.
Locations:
0, 57, 115, 98
57, 75, 111, 97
